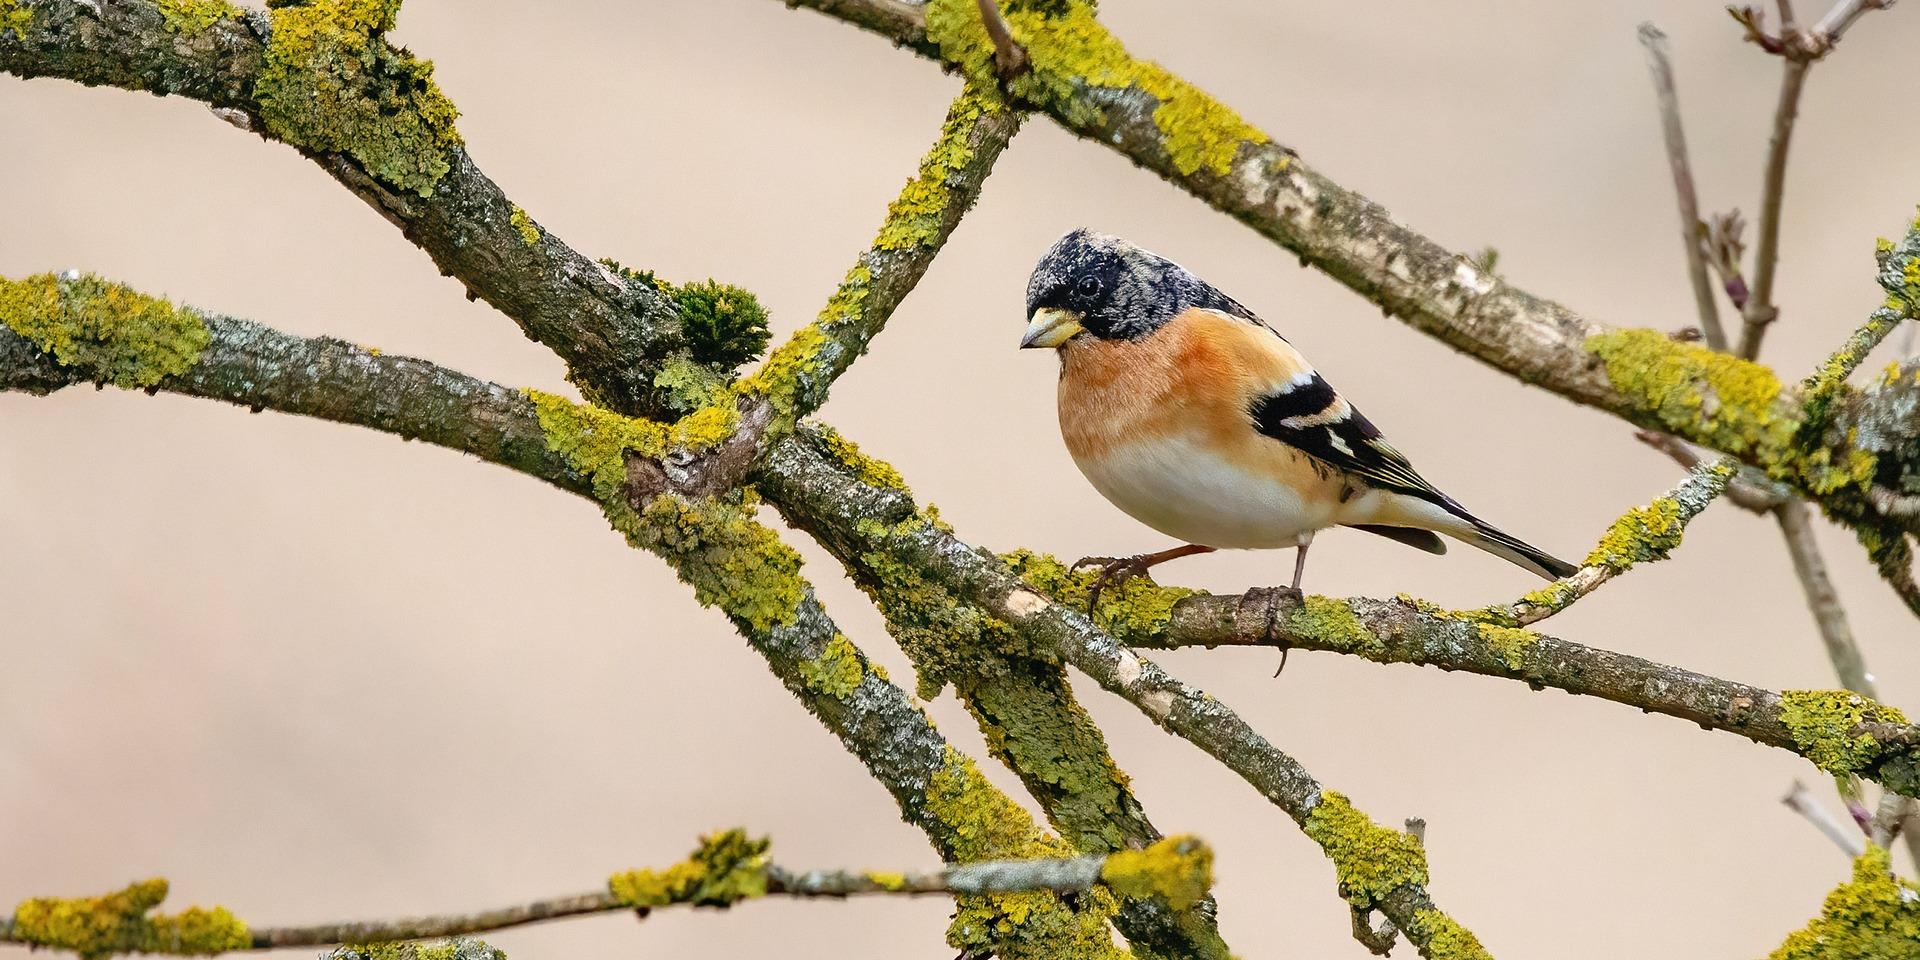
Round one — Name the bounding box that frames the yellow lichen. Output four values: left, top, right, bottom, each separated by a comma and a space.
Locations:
796, 632, 865, 699
1406, 910, 1495, 960
0, 273, 209, 388
1586, 328, 1793, 461
607, 829, 770, 909
255, 0, 463, 197
815, 425, 907, 491
11, 879, 251, 960
874, 85, 1003, 250
921, 749, 1127, 960
1778, 690, 1909, 777
1000, 548, 1195, 642
1301, 791, 1428, 908
926, 0, 1268, 177
0, 0, 29, 34
630, 492, 806, 635
1583, 495, 1685, 571
862, 871, 910, 892
508, 206, 539, 247
524, 389, 737, 501
1475, 623, 1537, 670
1099, 836, 1213, 911
155, 0, 239, 33
1287, 595, 1381, 657
1768, 846, 1920, 960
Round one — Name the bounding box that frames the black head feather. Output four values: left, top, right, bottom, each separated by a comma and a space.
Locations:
1025, 229, 1255, 341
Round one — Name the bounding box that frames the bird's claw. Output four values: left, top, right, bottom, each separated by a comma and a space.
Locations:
1072, 554, 1156, 614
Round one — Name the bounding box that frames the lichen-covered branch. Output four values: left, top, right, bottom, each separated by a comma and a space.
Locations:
1765, 846, 1920, 958
0, 272, 592, 496
778, 0, 1920, 546
1459, 459, 1733, 626
0, 832, 1213, 957
758, 432, 1491, 960
741, 81, 1021, 435
0, 0, 711, 414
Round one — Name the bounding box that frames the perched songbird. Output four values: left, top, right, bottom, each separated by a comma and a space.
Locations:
1020, 229, 1576, 596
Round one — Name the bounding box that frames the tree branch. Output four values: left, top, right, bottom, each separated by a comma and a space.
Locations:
1638, 22, 1728, 351
759, 433, 1491, 959
0, 835, 1213, 957
775, 0, 1920, 544
0, 0, 704, 415
1738, 56, 1807, 359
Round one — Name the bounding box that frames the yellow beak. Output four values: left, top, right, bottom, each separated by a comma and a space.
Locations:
1019, 308, 1086, 349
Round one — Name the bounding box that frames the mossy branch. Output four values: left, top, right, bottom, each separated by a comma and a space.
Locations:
739, 81, 1021, 437
0, 836, 1213, 958
757, 431, 1489, 960
0, 0, 714, 414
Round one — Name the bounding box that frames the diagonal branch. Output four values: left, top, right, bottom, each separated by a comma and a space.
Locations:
0, 0, 699, 414
759, 433, 1490, 960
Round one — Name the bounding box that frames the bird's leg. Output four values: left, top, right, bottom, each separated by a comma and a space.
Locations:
1072, 543, 1215, 614
1274, 536, 1313, 678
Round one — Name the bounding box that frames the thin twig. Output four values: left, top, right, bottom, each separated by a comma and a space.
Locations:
974, 0, 1029, 78
1776, 500, 1876, 696
1738, 56, 1808, 359
1812, 0, 1896, 49
1784, 781, 1870, 857
1638, 23, 1728, 351
1633, 430, 1787, 512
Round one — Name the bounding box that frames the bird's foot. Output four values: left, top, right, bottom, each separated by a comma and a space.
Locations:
1071, 554, 1158, 614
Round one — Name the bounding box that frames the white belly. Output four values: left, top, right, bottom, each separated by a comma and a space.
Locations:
1073, 437, 1344, 549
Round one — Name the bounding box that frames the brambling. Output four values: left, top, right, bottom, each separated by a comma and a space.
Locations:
1020, 230, 1576, 599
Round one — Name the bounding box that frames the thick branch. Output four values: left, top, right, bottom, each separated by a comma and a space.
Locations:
1, 0, 694, 414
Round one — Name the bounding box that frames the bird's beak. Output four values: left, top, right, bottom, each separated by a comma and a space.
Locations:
1020, 308, 1086, 349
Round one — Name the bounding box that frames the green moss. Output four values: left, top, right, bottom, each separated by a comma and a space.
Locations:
815, 425, 907, 491
1475, 623, 1538, 670
1301, 791, 1428, 908
1768, 846, 1920, 960
155, 0, 240, 32
0, 273, 210, 388
11, 879, 251, 960
923, 749, 1127, 960
1406, 910, 1495, 960
1099, 836, 1212, 911
1000, 548, 1195, 642
652, 356, 730, 413
926, 0, 1267, 177
1779, 690, 1909, 777
796, 632, 865, 699
508, 206, 539, 247
0, 0, 30, 35
608, 829, 770, 909
256, 0, 463, 197
1287, 595, 1381, 657
673, 280, 771, 371
1586, 328, 1794, 461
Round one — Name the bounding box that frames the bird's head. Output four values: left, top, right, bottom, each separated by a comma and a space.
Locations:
1020, 229, 1248, 349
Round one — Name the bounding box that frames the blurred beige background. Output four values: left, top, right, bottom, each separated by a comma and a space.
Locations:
5, 1, 1920, 956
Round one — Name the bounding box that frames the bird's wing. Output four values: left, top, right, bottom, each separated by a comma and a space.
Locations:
1229, 316, 1459, 510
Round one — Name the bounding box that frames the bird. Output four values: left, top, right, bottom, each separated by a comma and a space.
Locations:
1019, 229, 1576, 605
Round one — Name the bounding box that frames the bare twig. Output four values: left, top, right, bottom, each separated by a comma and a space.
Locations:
1777, 500, 1875, 696
974, 0, 1029, 77
1633, 430, 1787, 512
1638, 23, 1728, 350
1706, 210, 1753, 309
1784, 781, 1870, 856
1738, 55, 1807, 359
1812, 0, 1896, 49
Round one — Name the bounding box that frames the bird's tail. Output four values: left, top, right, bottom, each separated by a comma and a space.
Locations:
1452, 514, 1578, 581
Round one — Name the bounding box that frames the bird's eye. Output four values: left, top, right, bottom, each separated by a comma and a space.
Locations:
1074, 276, 1101, 298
